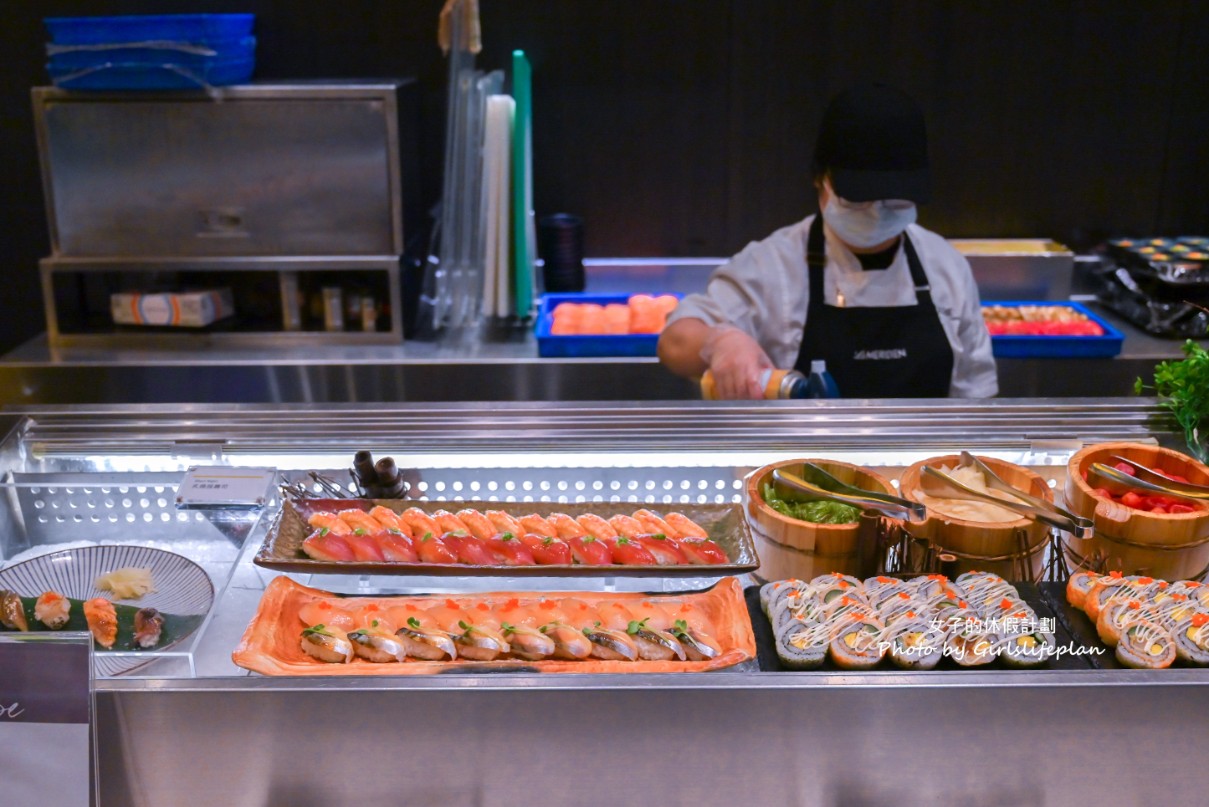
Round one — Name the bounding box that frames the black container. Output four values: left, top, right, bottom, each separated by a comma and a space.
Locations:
538, 213, 585, 292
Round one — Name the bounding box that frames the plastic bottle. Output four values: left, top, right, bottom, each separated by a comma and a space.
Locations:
701, 368, 809, 400
804, 359, 841, 399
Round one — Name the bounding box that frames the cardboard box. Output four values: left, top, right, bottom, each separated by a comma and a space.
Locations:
111, 288, 235, 327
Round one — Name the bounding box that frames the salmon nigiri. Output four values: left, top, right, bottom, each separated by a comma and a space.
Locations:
369, 506, 411, 536
576, 513, 619, 542
486, 510, 524, 535
547, 513, 587, 540
401, 508, 441, 538
518, 514, 558, 538
633, 509, 681, 539
456, 509, 497, 540
337, 508, 382, 534
83, 598, 118, 649
308, 512, 352, 535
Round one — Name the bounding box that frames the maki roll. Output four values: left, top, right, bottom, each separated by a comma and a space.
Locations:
829, 619, 885, 671
1173, 614, 1209, 666
884, 620, 944, 671
775, 621, 829, 670
1095, 599, 1148, 647
760, 579, 810, 617
1066, 571, 1102, 611
1000, 628, 1055, 668
945, 619, 1001, 667
1115, 621, 1176, 669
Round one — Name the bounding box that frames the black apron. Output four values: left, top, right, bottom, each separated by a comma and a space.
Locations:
793, 216, 954, 398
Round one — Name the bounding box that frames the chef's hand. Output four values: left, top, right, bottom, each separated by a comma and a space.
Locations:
701, 325, 773, 400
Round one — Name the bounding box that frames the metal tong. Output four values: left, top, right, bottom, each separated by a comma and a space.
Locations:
772, 464, 927, 523
1086, 456, 1209, 501
920, 452, 1093, 538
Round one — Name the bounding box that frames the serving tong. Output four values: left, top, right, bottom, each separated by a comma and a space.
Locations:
919, 452, 1093, 538
1086, 455, 1209, 502
771, 464, 927, 523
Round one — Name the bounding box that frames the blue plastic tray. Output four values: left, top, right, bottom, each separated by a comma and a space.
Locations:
47, 57, 255, 90
984, 300, 1124, 358
535, 293, 681, 358
45, 14, 254, 45
49, 36, 255, 68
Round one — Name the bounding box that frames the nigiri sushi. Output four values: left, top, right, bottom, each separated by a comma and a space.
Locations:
455, 509, 497, 541
35, 591, 70, 630
83, 598, 118, 649
131, 607, 165, 649
348, 626, 407, 663
0, 590, 29, 631
301, 624, 354, 663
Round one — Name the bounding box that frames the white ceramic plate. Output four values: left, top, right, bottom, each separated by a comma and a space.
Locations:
0, 544, 214, 675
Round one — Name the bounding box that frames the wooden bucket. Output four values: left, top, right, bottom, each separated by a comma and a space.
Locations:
1064, 442, 1209, 580
746, 458, 896, 582
898, 455, 1051, 583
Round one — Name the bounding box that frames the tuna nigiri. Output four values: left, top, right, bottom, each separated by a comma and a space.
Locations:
680, 538, 728, 565
634, 534, 689, 565
567, 535, 614, 565
378, 529, 418, 562
610, 536, 658, 565
520, 533, 573, 565
483, 533, 536, 566
414, 531, 458, 564
302, 530, 357, 562
442, 531, 497, 565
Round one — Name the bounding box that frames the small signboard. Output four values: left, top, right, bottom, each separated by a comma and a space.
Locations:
0, 633, 95, 807
176, 466, 276, 508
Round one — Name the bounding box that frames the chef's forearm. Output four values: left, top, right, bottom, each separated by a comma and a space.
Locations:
658, 318, 711, 378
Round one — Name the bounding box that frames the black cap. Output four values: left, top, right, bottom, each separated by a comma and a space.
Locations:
813, 83, 931, 204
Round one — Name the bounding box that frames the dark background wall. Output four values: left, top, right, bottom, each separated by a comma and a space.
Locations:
2, 1, 1207, 354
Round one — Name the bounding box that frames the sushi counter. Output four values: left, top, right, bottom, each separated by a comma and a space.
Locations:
2, 399, 1209, 806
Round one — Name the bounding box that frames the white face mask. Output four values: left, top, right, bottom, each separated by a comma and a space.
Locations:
822, 181, 917, 249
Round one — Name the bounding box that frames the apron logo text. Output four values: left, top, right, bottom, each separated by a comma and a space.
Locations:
853, 348, 908, 361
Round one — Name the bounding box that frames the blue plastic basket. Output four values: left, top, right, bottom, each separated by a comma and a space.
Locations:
535, 293, 681, 358
45, 14, 254, 45
985, 300, 1124, 358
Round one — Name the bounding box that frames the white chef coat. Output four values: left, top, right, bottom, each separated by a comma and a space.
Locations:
668, 214, 999, 398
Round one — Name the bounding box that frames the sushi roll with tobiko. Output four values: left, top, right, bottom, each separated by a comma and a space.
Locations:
1115, 621, 1176, 669
1096, 600, 1153, 647
944, 618, 1001, 667
1173, 614, 1209, 666
760, 579, 810, 616
1066, 571, 1102, 610
776, 622, 829, 670
884, 619, 944, 671
1001, 627, 1055, 668
829, 618, 885, 670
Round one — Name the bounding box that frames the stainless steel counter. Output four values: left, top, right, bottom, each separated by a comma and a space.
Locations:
0, 301, 1186, 405
0, 400, 1206, 805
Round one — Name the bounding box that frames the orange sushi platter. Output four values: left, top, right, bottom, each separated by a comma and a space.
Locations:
232, 576, 756, 676
254, 498, 759, 577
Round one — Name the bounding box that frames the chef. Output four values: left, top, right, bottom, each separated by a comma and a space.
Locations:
658, 82, 998, 400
